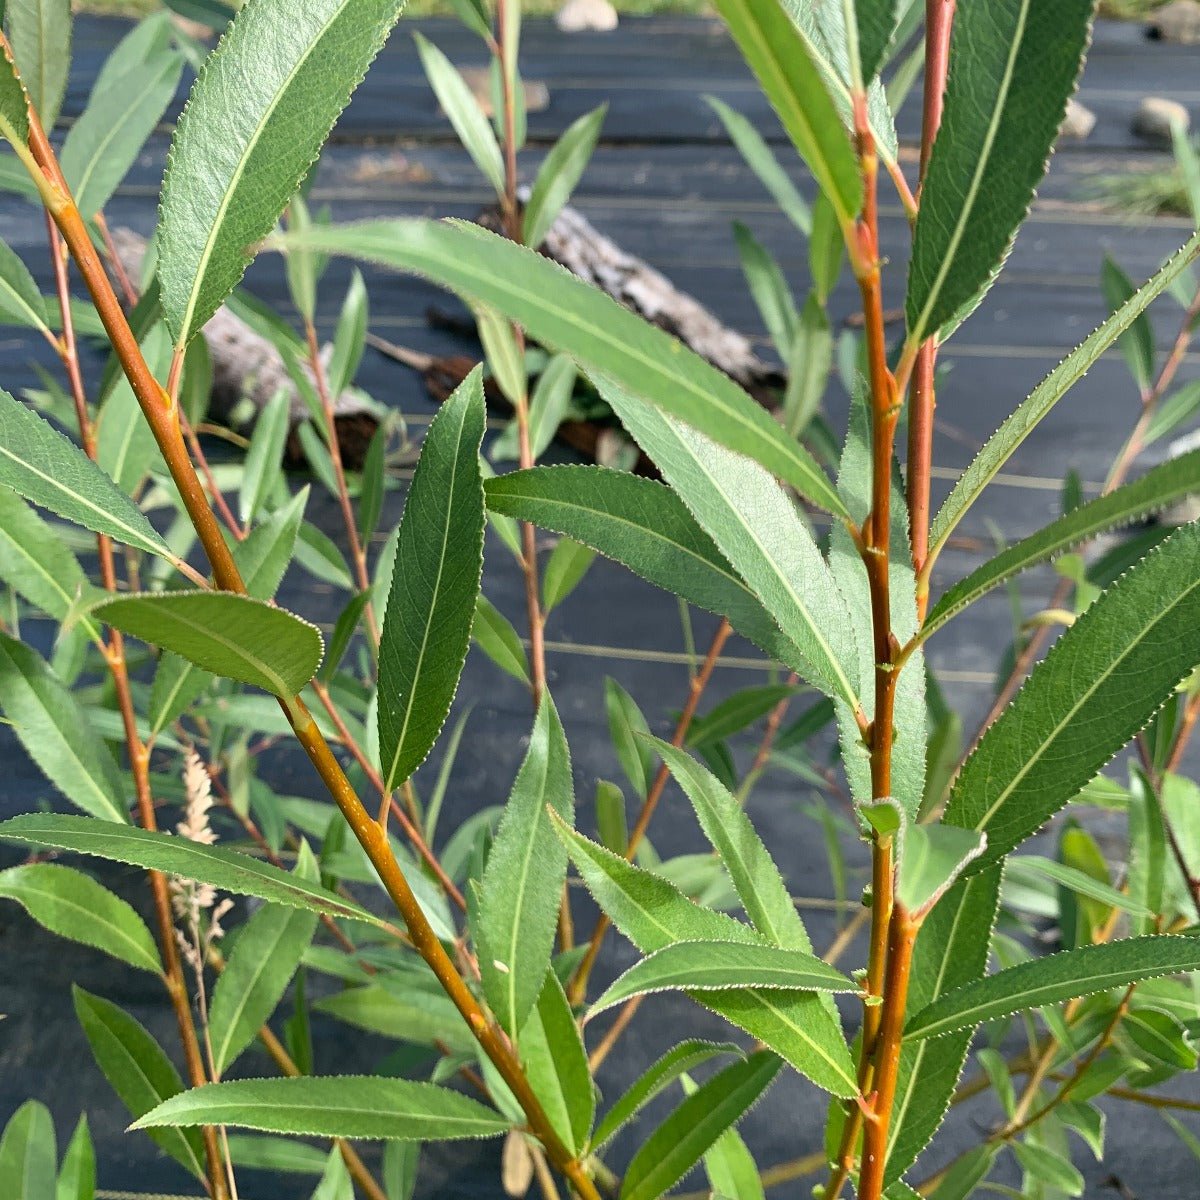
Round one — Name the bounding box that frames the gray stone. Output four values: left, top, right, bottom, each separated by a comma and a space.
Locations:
556, 0, 619, 33
1131, 96, 1191, 147
1147, 0, 1200, 45
1061, 98, 1096, 141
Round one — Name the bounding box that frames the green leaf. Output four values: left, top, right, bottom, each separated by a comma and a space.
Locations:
55, 1117, 94, 1200
378, 369, 485, 790
475, 694, 575, 1038
604, 678, 655, 800
885, 869, 1003, 1182
1101, 255, 1156, 393
60, 50, 182, 219
712, 0, 860, 226
0, 38, 31, 147
1145, 380, 1200, 446
702, 1119, 764, 1200
928, 234, 1200, 562
591, 940, 857, 1014
0, 862, 161, 973
94, 591, 323, 696
133, 1076, 510, 1141
314, 980, 475, 1053
383, 1142, 419, 1200
524, 104, 607, 248
520, 971, 593, 1155
157, 0, 402, 345
895, 824, 987, 919
540, 538, 593, 617
311, 1150, 353, 1200
0, 813, 389, 928
590, 1041, 741, 1150
619, 1051, 780, 1200
906, 936, 1200, 1041
603, 380, 860, 709
1124, 1008, 1197, 1070
732, 221, 797, 360
526, 354, 578, 462
0, 236, 48, 330
472, 592, 529, 682
277, 219, 847, 513
0, 487, 98, 633
1005, 855, 1154, 921
945, 520, 1200, 866
905, 0, 1094, 344
0, 634, 127, 822
225, 1134, 329, 1176
924, 449, 1200, 641
651, 739, 810, 949
95, 323, 172, 494
1011, 1141, 1083, 1197
357, 424, 387, 544
554, 818, 857, 1096
328, 268, 367, 398
705, 96, 810, 235
0, 387, 172, 559
208, 850, 320, 1074
855, 0, 897, 82
414, 32, 504, 197
484, 466, 801, 666
239, 388, 291, 525
73, 986, 207, 1179
7, 0, 71, 129
0, 1101, 55, 1200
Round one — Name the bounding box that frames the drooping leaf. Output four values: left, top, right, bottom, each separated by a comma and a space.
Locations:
0, 1100, 55, 1200
1005, 855, 1154, 921
7, 0, 72, 129
378, 369, 485, 791
133, 1076, 510, 1142
945, 520, 1200, 866
905, 0, 1094, 344
55, 1117, 94, 1200
208, 849, 320, 1074
554, 818, 857, 1096
924, 449, 1200, 641
927, 233, 1200, 561
157, 0, 403, 345
0, 863, 161, 974
619, 1051, 781, 1200
484, 466, 801, 665
73, 986, 207, 1179
602, 381, 860, 709
590, 1041, 742, 1150
60, 50, 182, 219
520, 971, 594, 1155
475, 695, 575, 1038
590, 940, 857, 1014
0, 388, 172, 559
0, 634, 127, 823
93, 591, 323, 696
712, 0, 860, 225
0, 813, 390, 928
277, 219, 847, 513
906, 936, 1200, 1041
524, 104, 607, 248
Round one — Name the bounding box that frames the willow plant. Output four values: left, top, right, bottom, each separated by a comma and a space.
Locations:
2, 1, 1200, 1199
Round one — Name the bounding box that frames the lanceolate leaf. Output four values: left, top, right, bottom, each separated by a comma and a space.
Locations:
157, 0, 403, 345
94, 591, 323, 696
524, 103, 607, 249
603, 381, 860, 710
0, 39, 30, 146
905, 0, 1094, 344
476, 695, 575, 1038
712, 0, 860, 225
378, 370, 485, 791
0, 1101, 55, 1200
7, 0, 72, 129
0, 863, 161, 974
924, 448, 1200, 641
590, 940, 857, 1014
927, 232, 1200, 565
208, 851, 320, 1075
73, 986, 207, 1179
484, 466, 799, 666
56, 1116, 95, 1200
590, 1041, 742, 1150
0, 814, 389, 929
0, 388, 171, 559
277, 219, 847, 514
906, 936, 1200, 1041
619, 1051, 781, 1200
0, 237, 48, 331
945, 520, 1200, 866
133, 1076, 510, 1142
60, 50, 183, 219
553, 818, 857, 1096
0, 634, 127, 823
855, 0, 897, 82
